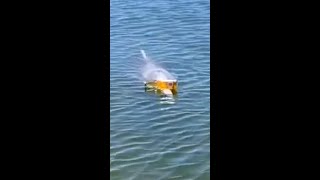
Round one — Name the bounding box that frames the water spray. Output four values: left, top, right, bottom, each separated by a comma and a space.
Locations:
140, 50, 178, 96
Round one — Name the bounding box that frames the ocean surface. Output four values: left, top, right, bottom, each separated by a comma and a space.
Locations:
110, 0, 210, 179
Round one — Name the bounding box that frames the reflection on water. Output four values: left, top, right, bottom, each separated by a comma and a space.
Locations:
145, 88, 178, 104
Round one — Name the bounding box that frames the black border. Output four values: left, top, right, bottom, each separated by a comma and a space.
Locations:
211, 0, 313, 178
211, 0, 222, 178
4, 0, 110, 179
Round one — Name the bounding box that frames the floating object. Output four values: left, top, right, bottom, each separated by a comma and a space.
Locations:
141, 50, 178, 96
144, 80, 178, 96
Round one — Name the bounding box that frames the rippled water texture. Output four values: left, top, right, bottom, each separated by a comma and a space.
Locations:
110, 0, 210, 179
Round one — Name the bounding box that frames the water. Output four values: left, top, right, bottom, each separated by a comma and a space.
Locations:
110, 0, 210, 179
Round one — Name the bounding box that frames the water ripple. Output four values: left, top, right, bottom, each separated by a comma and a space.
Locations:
111, 0, 210, 179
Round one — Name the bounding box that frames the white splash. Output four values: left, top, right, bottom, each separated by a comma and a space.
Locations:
139, 50, 176, 82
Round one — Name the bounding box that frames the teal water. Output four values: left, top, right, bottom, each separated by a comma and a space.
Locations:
110, 0, 210, 179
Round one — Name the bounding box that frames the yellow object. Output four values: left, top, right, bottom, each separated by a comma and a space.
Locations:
145, 80, 178, 94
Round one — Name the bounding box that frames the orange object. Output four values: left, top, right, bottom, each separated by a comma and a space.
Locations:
145, 80, 178, 94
